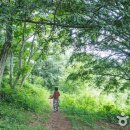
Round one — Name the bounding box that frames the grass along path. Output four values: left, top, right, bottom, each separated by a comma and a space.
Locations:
63, 114, 130, 130
0, 102, 49, 130
1, 101, 129, 130
45, 109, 130, 130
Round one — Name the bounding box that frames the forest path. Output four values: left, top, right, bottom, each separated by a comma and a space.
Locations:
45, 99, 130, 130
46, 99, 72, 130
46, 111, 72, 130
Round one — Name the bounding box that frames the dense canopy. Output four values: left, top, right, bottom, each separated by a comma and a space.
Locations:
0, 0, 130, 91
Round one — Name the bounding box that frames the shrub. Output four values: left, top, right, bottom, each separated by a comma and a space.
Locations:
0, 83, 50, 113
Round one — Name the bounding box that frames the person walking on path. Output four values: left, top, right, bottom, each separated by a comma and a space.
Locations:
49, 87, 60, 112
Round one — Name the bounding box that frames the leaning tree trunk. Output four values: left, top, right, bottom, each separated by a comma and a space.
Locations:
0, 22, 12, 86
13, 21, 26, 88
9, 51, 13, 88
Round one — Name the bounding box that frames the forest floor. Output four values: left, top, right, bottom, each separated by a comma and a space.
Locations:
46, 111, 72, 130
45, 111, 130, 130
44, 99, 130, 130
45, 99, 72, 130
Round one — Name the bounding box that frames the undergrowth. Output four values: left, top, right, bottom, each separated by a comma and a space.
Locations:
0, 102, 49, 130
60, 91, 130, 129
0, 82, 50, 113
0, 80, 51, 130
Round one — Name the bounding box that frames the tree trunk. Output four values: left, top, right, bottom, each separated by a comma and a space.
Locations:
20, 33, 36, 87
9, 51, 13, 88
13, 21, 26, 88
13, 72, 21, 87
20, 73, 30, 87
0, 22, 12, 86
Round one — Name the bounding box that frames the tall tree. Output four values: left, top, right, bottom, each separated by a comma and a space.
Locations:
1, 0, 130, 89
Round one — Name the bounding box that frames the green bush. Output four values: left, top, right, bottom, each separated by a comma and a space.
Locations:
0, 102, 49, 130
1, 83, 50, 113
61, 93, 122, 125
30, 76, 44, 86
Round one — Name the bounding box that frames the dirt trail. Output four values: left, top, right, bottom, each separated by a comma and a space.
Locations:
46, 99, 72, 130
46, 99, 130, 130
46, 111, 72, 130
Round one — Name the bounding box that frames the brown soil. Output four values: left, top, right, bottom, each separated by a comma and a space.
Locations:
46, 111, 72, 130
30, 99, 130, 130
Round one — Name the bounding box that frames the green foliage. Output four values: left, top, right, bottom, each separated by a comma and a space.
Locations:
1, 75, 10, 88
32, 58, 63, 88
68, 53, 130, 92
0, 102, 49, 130
30, 76, 44, 86
0, 82, 50, 113
61, 93, 125, 129
60, 78, 130, 129
21, 65, 32, 74
1, 0, 130, 129
60, 80, 85, 94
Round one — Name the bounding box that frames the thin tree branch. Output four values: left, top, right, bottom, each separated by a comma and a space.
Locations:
16, 19, 92, 29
